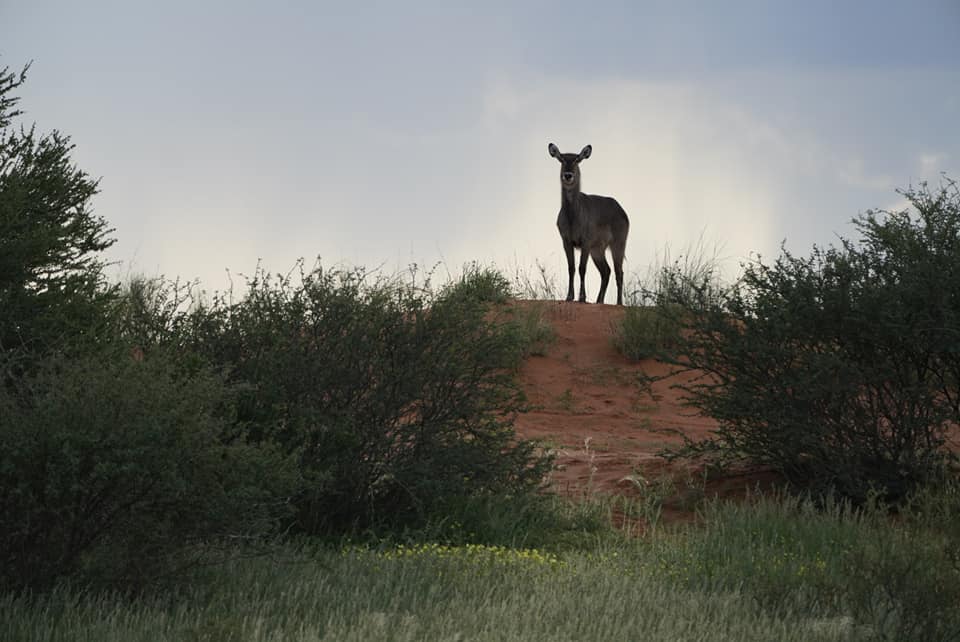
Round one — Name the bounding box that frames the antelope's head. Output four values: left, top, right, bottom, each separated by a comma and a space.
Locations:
548, 143, 591, 191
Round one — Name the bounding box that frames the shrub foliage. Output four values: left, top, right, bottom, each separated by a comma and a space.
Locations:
0, 348, 295, 592
670, 180, 960, 501
614, 239, 725, 361
0, 65, 550, 591
123, 264, 552, 534
0, 65, 292, 592
0, 63, 116, 363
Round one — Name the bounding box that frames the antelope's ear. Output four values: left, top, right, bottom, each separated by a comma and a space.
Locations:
548, 143, 561, 159
579, 145, 592, 160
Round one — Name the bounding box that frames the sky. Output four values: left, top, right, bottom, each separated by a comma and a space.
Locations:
3, 1, 959, 297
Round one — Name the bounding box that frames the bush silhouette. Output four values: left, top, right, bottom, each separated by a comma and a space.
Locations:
128, 263, 552, 534
0, 348, 295, 592
0, 64, 116, 367
0, 66, 294, 592
671, 180, 960, 502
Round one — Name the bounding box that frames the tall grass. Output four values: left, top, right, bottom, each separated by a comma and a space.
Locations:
510, 258, 561, 301
625, 234, 728, 309
5, 486, 958, 641
612, 304, 684, 360
0, 546, 847, 642
613, 236, 728, 361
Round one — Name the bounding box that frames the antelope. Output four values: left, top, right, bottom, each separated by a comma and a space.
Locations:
548, 143, 630, 305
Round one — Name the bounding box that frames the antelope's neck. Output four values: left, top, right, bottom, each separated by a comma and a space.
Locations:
561, 184, 581, 210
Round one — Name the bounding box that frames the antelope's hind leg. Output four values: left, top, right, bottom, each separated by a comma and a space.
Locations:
611, 238, 626, 306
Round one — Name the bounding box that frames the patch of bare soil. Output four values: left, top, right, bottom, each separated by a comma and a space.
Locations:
511, 300, 779, 518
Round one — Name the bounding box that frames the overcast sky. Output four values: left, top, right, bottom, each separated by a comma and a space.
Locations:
3, 1, 959, 296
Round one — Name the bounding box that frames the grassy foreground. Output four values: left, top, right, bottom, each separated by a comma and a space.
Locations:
4, 490, 958, 642
0, 546, 848, 642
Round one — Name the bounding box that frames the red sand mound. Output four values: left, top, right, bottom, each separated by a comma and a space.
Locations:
511, 301, 960, 524
512, 300, 774, 504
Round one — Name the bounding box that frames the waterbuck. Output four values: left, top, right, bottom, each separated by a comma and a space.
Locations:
548, 143, 630, 305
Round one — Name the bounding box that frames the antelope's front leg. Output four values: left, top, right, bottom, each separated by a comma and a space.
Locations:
577, 246, 589, 303
563, 239, 575, 301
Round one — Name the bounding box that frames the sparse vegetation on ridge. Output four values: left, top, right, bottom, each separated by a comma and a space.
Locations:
613, 236, 727, 360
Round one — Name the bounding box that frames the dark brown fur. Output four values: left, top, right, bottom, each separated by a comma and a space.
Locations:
549, 143, 630, 305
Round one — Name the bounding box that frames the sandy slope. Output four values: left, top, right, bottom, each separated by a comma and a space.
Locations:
512, 300, 773, 503
512, 301, 960, 523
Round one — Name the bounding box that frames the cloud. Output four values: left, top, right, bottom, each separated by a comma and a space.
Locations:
919, 152, 949, 176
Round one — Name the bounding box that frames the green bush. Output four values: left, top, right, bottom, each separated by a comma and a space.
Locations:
441, 262, 512, 304
613, 304, 683, 360
614, 239, 725, 361
125, 263, 552, 535
670, 180, 960, 502
625, 237, 726, 310
0, 63, 117, 365
440, 264, 555, 358
0, 348, 295, 592
839, 520, 960, 642
501, 302, 556, 358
